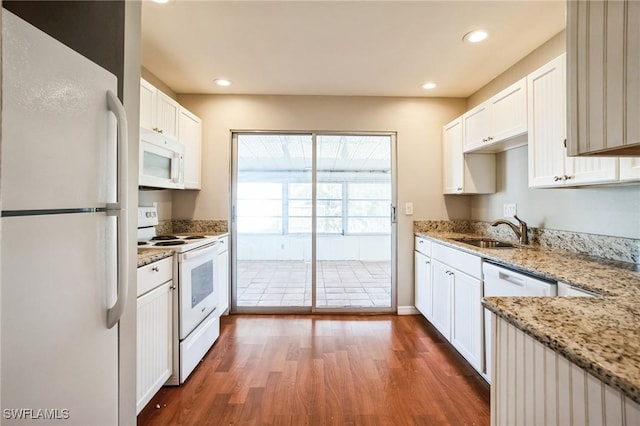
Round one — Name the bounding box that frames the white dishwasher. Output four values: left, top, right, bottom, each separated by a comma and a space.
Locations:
483, 261, 557, 383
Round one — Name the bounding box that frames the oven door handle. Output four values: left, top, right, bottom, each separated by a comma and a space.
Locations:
181, 243, 218, 262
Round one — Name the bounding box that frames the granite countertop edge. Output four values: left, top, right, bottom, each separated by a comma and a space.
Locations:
416, 231, 640, 405
137, 249, 174, 268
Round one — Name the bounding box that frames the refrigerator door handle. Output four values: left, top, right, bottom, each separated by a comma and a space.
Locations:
106, 90, 129, 329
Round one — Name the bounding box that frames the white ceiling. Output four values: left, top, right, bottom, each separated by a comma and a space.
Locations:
141, 0, 566, 98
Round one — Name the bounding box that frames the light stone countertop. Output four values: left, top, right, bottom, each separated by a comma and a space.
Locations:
416, 231, 640, 404
137, 249, 174, 268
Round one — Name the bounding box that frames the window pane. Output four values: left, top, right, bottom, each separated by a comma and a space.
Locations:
316, 200, 342, 216
348, 218, 390, 234
317, 183, 342, 199
348, 200, 389, 216
288, 183, 311, 198
237, 217, 282, 233
317, 218, 342, 233
288, 217, 311, 233
238, 182, 282, 199
237, 199, 281, 216
349, 183, 391, 199
288, 200, 312, 216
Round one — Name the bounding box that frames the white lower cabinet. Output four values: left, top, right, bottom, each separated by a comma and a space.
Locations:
427, 241, 484, 373
217, 236, 230, 314
492, 314, 640, 426
431, 259, 452, 340
451, 270, 483, 372
414, 250, 433, 320
136, 257, 174, 414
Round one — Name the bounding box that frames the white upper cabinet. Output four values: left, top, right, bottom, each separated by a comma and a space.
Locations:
443, 117, 495, 194
140, 78, 180, 141
463, 78, 528, 153
528, 54, 618, 188
178, 107, 202, 190
620, 158, 640, 181
567, 0, 640, 156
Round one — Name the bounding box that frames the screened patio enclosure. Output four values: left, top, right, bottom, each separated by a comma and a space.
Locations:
232, 133, 396, 312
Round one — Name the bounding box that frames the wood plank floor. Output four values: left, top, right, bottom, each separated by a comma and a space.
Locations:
138, 314, 490, 425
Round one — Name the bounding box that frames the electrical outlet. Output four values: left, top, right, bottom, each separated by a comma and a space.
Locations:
405, 202, 414, 215
503, 203, 517, 217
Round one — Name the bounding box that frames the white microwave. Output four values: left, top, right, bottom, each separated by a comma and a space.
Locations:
139, 133, 185, 189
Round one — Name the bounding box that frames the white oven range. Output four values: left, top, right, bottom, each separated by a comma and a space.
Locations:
138, 206, 220, 385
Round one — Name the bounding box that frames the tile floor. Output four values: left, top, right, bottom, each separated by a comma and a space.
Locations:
236, 260, 391, 308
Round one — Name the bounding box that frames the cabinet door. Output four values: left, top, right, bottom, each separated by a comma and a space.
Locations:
443, 118, 464, 194
140, 78, 157, 132
463, 103, 491, 152
414, 251, 432, 320
566, 156, 618, 185
156, 91, 180, 140
620, 158, 640, 181
179, 107, 202, 190
568, 0, 640, 155
217, 246, 229, 314
528, 55, 568, 188
137, 282, 173, 414
490, 78, 528, 143
431, 260, 452, 340
450, 270, 483, 372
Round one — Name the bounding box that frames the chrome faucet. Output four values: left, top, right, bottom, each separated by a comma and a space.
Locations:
491, 215, 529, 245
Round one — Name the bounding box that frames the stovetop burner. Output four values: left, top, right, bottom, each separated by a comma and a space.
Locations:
152, 235, 179, 241
154, 240, 187, 246
184, 236, 206, 240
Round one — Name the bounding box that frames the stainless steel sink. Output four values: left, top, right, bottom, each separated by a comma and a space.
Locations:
451, 238, 516, 249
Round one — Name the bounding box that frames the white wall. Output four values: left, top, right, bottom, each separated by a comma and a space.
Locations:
174, 94, 468, 307
472, 147, 640, 239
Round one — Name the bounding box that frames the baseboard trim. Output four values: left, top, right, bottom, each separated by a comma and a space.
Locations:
397, 306, 420, 315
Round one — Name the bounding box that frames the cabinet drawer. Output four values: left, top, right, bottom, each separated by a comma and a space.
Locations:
415, 236, 431, 256
431, 242, 481, 279
137, 256, 173, 297
217, 235, 229, 253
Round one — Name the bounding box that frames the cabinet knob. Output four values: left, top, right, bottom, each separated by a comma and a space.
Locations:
170, 285, 176, 290
158, 129, 163, 134
457, 187, 463, 191
151, 267, 159, 272
482, 138, 488, 143
564, 175, 573, 180
488, 136, 494, 141
554, 176, 561, 182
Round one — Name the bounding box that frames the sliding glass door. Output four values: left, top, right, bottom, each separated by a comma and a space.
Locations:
231, 132, 395, 313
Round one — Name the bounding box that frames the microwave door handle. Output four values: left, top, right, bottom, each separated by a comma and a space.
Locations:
171, 152, 183, 183
106, 90, 129, 329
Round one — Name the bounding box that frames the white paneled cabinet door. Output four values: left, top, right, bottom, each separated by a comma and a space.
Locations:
137, 281, 173, 414
463, 103, 491, 152
179, 107, 203, 190
451, 271, 483, 372
528, 54, 567, 187
566, 155, 618, 185
140, 78, 157, 132
619, 158, 640, 181
430, 259, 452, 340
443, 118, 464, 194
414, 250, 432, 320
156, 91, 180, 140
490, 78, 528, 143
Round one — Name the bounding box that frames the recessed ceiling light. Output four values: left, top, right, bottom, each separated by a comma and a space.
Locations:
422, 82, 437, 90
214, 79, 231, 87
151, 0, 171, 4
463, 30, 489, 43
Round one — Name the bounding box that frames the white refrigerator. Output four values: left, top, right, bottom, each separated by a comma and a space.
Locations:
1, 11, 129, 425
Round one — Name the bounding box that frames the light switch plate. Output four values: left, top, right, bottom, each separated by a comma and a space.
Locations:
503, 203, 517, 217
405, 202, 414, 215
